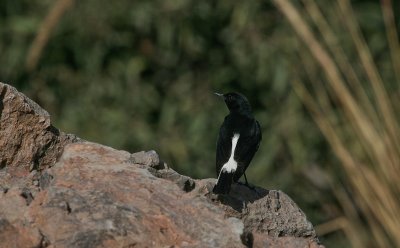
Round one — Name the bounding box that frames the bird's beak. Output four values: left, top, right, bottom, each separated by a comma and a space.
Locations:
214, 92, 224, 98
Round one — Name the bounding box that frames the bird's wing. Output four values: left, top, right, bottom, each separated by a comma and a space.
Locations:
233, 120, 262, 181
215, 120, 232, 176
255, 120, 262, 149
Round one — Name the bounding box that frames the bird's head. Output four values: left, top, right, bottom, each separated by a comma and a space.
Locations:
215, 92, 252, 114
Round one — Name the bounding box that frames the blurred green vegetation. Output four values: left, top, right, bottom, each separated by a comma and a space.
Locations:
1, 0, 399, 246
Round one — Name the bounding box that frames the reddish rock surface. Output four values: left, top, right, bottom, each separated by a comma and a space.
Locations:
0, 82, 78, 186
0, 82, 323, 248
29, 143, 247, 247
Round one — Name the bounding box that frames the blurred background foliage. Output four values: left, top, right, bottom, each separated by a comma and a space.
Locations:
1, 0, 399, 246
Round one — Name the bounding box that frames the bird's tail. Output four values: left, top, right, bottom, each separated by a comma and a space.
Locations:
213, 171, 234, 194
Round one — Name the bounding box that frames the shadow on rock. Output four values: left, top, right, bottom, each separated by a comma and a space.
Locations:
212, 183, 269, 213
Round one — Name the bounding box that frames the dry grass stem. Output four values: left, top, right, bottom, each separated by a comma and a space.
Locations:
381, 0, 400, 85
277, 0, 400, 246
26, 0, 75, 72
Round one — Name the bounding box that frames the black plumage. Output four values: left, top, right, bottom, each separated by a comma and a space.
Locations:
213, 92, 262, 194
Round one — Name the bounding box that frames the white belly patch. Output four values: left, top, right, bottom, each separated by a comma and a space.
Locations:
220, 133, 240, 174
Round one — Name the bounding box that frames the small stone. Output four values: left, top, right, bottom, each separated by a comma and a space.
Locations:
177, 177, 196, 192
39, 172, 53, 190
129, 150, 160, 168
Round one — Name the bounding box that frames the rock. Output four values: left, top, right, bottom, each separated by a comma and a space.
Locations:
129, 150, 162, 169
0, 82, 323, 248
29, 142, 245, 247
0, 82, 78, 172
149, 168, 196, 192
0, 187, 44, 248
0, 142, 322, 248
0, 218, 43, 248
39, 172, 53, 190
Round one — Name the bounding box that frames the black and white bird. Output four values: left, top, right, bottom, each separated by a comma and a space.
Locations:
213, 92, 262, 194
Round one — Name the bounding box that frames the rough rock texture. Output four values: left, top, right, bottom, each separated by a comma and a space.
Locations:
0, 83, 323, 248
0, 82, 78, 174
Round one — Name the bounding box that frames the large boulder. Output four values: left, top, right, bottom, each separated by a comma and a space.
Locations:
0, 82, 78, 187
0, 82, 323, 248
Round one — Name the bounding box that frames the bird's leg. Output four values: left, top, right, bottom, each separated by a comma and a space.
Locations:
237, 173, 256, 191
242, 173, 262, 196
243, 173, 250, 186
